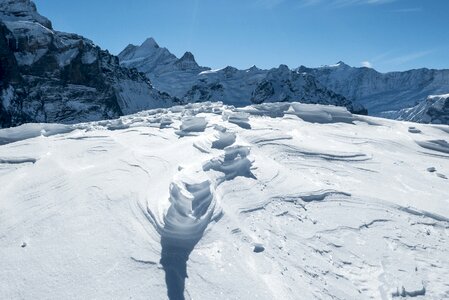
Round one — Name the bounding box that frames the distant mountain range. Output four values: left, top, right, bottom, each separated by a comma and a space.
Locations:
1, 0, 448, 128
118, 38, 363, 114
119, 39, 449, 124
298, 62, 449, 118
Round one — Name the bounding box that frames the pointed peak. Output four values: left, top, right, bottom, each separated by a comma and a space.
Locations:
247, 65, 260, 72
274, 64, 291, 74
335, 61, 350, 67
223, 66, 238, 72
174, 51, 201, 71
179, 51, 196, 62
123, 43, 137, 51
141, 37, 159, 49
319, 61, 350, 69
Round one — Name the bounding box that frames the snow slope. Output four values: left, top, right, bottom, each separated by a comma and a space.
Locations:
1, 102, 448, 299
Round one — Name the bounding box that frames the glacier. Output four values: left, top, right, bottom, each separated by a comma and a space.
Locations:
1, 102, 448, 299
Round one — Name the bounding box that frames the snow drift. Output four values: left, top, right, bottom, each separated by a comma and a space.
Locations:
1, 102, 448, 299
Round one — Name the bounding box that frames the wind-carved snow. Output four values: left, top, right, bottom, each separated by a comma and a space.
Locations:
175, 116, 207, 137
141, 116, 257, 299
1, 101, 449, 299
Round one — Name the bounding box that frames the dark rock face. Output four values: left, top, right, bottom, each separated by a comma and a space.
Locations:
0, 0, 52, 29
0, 0, 175, 128
251, 80, 274, 104
250, 70, 361, 113
174, 52, 201, 71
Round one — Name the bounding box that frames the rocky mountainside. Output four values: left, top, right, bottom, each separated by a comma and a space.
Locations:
119, 39, 365, 114
396, 94, 449, 124
0, 0, 175, 128
120, 39, 449, 123
297, 62, 449, 118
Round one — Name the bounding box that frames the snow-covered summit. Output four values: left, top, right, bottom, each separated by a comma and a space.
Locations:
118, 38, 364, 114
118, 37, 209, 75
316, 61, 350, 69
141, 37, 159, 49
0, 0, 52, 28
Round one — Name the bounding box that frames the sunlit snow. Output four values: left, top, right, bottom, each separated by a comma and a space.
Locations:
0, 102, 448, 299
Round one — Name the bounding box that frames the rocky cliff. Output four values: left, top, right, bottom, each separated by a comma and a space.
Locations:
0, 0, 175, 128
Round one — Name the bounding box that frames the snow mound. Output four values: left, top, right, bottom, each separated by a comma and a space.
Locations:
416, 139, 449, 155
1, 101, 449, 299
176, 116, 208, 136
0, 123, 74, 145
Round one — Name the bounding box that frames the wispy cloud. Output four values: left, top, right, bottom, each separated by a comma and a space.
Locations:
334, 0, 397, 6
392, 7, 422, 13
300, 0, 398, 7
384, 50, 435, 65
361, 61, 373, 68
258, 0, 399, 9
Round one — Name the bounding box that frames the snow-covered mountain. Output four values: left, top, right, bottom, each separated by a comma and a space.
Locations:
1, 101, 448, 299
120, 39, 449, 123
298, 62, 449, 119
0, 0, 176, 128
396, 94, 449, 124
119, 40, 365, 114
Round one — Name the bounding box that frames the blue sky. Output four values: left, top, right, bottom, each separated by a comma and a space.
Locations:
33, 0, 448, 72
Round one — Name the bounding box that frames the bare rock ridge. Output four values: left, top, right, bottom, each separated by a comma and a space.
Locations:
0, 0, 176, 128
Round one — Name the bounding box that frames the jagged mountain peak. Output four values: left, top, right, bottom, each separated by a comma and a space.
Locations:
174, 51, 204, 71
0, 0, 52, 29
278, 64, 290, 72
247, 65, 261, 72
141, 37, 159, 49
324, 61, 350, 69
179, 51, 195, 62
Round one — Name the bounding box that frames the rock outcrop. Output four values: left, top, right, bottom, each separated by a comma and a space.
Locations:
0, 0, 176, 128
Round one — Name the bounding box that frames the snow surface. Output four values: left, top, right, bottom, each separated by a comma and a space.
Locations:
0, 102, 448, 299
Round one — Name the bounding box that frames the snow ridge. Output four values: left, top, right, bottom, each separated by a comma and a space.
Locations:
1, 101, 449, 299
